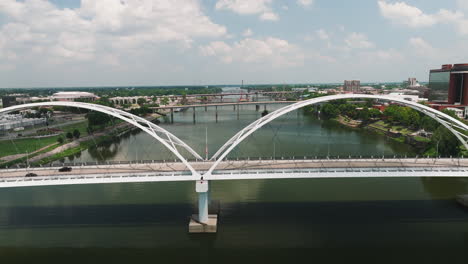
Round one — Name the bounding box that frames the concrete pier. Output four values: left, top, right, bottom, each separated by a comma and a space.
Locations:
192, 107, 196, 124
189, 214, 217, 233
170, 108, 174, 124
215, 106, 218, 123
189, 180, 217, 233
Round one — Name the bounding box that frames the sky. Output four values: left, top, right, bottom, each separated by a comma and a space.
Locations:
0, 0, 467, 88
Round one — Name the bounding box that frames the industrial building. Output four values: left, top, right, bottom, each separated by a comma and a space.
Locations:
0, 114, 46, 131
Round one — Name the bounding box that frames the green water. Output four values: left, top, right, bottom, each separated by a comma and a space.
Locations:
1, 90, 468, 263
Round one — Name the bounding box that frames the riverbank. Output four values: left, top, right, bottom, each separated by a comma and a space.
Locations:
332, 115, 431, 151
30, 114, 162, 166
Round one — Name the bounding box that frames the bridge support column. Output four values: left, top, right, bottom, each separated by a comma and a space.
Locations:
189, 180, 217, 233
237, 104, 240, 120
215, 106, 218, 123
193, 107, 196, 124
255, 105, 259, 111
170, 108, 174, 124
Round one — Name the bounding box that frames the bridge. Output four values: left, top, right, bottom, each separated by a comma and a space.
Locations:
110, 91, 302, 105
150, 101, 299, 123
1, 94, 468, 232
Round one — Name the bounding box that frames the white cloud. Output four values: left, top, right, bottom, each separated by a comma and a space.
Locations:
409, 37, 436, 55
0, 0, 227, 65
378, 1, 436, 28
378, 1, 468, 35
359, 49, 404, 63
215, 0, 279, 21
260, 11, 279, 21
316, 29, 329, 40
243, 28, 254, 37
457, 0, 468, 10
345, 32, 375, 49
200, 37, 304, 67
297, 0, 314, 7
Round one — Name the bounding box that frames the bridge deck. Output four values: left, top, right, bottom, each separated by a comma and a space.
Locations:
0, 159, 467, 188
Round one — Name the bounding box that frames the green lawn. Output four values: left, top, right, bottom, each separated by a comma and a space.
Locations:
0, 120, 88, 158
0, 136, 60, 157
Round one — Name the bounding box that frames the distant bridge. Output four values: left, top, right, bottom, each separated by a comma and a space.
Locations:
150, 101, 299, 123
110, 91, 302, 105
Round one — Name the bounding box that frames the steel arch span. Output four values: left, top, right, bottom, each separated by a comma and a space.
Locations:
206, 94, 468, 176
0, 101, 203, 176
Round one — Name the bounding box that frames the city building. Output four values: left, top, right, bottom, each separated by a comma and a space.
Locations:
407, 78, 419, 87
52, 92, 98, 102
1, 94, 31, 108
1, 96, 18, 108
343, 80, 360, 93
445, 107, 465, 119
429, 64, 468, 104
0, 114, 46, 131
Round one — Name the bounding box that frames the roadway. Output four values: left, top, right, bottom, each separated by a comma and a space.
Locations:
2, 158, 468, 178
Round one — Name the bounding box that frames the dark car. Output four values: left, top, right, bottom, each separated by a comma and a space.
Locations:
25, 173, 37, 177
58, 167, 72, 172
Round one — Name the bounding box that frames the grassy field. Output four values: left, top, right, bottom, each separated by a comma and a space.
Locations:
0, 136, 60, 157
0, 120, 89, 158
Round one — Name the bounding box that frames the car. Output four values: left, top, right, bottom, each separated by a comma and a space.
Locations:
25, 173, 37, 177
58, 166, 72, 172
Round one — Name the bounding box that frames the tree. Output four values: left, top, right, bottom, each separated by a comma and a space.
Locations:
137, 98, 146, 106
73, 129, 81, 139
57, 137, 64, 144
161, 97, 170, 105
87, 111, 111, 128
66, 132, 73, 140
321, 103, 339, 118
431, 126, 460, 157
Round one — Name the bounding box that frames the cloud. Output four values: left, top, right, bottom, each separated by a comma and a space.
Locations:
242, 28, 254, 37
200, 37, 304, 67
344, 32, 375, 49
316, 29, 329, 40
409, 37, 436, 55
297, 0, 314, 7
378, 1, 437, 27
0, 0, 227, 65
378, 1, 468, 35
215, 0, 279, 21
457, 0, 468, 10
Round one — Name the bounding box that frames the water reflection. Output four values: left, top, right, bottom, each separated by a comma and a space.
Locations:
421, 177, 468, 199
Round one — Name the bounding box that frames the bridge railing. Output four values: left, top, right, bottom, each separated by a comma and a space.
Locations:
2, 155, 466, 170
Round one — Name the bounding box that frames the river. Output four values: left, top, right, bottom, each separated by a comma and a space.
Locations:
1, 88, 467, 263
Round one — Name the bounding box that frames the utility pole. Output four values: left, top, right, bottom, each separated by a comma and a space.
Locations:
205, 127, 208, 160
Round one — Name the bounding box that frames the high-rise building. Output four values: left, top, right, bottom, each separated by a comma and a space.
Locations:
344, 80, 360, 93
429, 64, 468, 104
408, 77, 418, 87
1, 96, 19, 108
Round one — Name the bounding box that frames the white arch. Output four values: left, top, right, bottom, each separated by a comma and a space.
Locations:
206, 94, 468, 176
0, 101, 203, 176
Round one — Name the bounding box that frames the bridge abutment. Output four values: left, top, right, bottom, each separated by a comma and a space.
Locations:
189, 180, 217, 233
